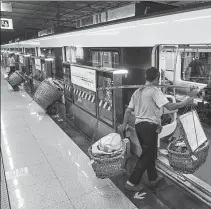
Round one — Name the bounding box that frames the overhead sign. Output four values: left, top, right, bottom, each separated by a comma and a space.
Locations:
38, 27, 54, 37
107, 4, 135, 21
1, 18, 13, 30
1, 2, 12, 12
35, 58, 41, 71
71, 65, 96, 92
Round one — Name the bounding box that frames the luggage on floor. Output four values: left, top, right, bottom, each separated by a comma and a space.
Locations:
33, 78, 63, 110
88, 133, 130, 179
167, 110, 209, 174
7, 71, 25, 88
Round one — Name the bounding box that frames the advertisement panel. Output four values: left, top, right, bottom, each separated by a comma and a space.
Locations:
71, 65, 96, 92
1, 18, 13, 30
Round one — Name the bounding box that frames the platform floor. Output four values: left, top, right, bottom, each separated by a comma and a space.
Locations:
1, 70, 210, 209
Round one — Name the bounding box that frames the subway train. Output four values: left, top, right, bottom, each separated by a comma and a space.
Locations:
2, 5, 211, 139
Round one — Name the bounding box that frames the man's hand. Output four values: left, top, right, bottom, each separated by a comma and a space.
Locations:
188, 86, 199, 97
185, 97, 194, 105
118, 124, 126, 133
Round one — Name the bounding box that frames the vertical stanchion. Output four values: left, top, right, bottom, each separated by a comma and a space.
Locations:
173, 46, 179, 97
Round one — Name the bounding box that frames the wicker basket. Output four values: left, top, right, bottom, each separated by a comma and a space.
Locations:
167, 117, 209, 174
8, 71, 25, 87
33, 80, 63, 110
88, 139, 127, 179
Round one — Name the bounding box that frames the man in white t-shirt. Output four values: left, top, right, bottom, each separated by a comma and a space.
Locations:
8, 53, 16, 76
119, 67, 194, 191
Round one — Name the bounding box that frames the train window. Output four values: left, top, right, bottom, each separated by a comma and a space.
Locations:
102, 52, 112, 68
92, 51, 102, 67
113, 52, 120, 68
181, 52, 211, 84
92, 50, 119, 68
76, 47, 84, 59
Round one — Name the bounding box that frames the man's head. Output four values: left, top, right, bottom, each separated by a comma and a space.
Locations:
145, 67, 160, 85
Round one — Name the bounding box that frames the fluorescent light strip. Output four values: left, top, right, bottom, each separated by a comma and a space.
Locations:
175, 15, 211, 22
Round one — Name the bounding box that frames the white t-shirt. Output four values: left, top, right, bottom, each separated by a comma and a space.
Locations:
128, 86, 169, 125
9, 57, 15, 67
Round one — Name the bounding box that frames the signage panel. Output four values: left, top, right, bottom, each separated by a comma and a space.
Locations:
1, 2, 12, 12
1, 18, 13, 30
71, 65, 96, 92
107, 4, 135, 21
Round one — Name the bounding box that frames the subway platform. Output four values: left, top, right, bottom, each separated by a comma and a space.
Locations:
1, 70, 210, 209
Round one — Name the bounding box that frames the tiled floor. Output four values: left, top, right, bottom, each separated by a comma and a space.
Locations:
1, 69, 210, 209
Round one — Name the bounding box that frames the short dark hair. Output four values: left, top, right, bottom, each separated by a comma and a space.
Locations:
145, 67, 160, 82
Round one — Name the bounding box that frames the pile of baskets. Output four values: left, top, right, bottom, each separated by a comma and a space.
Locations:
8, 71, 25, 88
167, 111, 209, 174
33, 79, 63, 110
88, 138, 128, 179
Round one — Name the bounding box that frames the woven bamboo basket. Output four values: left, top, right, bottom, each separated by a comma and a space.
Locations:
8, 71, 25, 87
88, 139, 127, 179
167, 118, 209, 174
33, 80, 63, 110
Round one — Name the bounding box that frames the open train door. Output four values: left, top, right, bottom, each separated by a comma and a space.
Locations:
153, 44, 211, 206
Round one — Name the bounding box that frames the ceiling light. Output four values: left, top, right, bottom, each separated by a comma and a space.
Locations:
113, 69, 128, 74
45, 58, 54, 61
23, 54, 31, 57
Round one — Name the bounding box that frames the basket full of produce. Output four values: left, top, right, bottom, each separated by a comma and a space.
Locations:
167, 110, 209, 174
33, 78, 63, 110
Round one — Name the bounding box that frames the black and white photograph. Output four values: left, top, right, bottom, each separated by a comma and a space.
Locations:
1, 1, 211, 209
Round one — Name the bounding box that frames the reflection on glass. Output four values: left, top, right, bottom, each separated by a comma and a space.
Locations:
6, 167, 29, 180
103, 52, 112, 68
98, 73, 113, 126
182, 52, 211, 84
73, 84, 96, 116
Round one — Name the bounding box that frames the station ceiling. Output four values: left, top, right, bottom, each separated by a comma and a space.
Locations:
1, 1, 210, 44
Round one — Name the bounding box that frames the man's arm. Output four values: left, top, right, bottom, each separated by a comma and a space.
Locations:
119, 92, 135, 131
164, 97, 193, 111
122, 107, 133, 129
153, 88, 193, 111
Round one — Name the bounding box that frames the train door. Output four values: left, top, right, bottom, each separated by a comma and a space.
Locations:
154, 44, 211, 204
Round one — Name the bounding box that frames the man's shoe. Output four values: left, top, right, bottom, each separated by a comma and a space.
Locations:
149, 175, 164, 187
124, 182, 144, 192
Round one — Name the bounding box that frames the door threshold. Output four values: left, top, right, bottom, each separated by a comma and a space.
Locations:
156, 157, 211, 207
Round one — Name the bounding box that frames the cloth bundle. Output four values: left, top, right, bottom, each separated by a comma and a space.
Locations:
46, 78, 64, 91
91, 133, 123, 155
